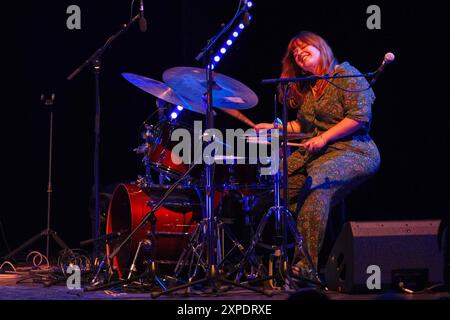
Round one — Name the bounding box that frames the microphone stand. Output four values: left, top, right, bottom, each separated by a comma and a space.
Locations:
2, 94, 70, 262
67, 14, 142, 258
261, 72, 376, 85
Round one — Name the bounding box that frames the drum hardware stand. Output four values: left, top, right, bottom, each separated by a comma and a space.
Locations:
81, 230, 127, 286
232, 87, 323, 290
2, 94, 70, 262
89, 235, 122, 286
172, 184, 209, 280
124, 239, 167, 291
152, 28, 271, 298
216, 220, 247, 270
173, 222, 208, 281
216, 191, 249, 268
87, 210, 175, 292
170, 182, 250, 284
67, 12, 144, 259
85, 263, 167, 293
172, 212, 249, 284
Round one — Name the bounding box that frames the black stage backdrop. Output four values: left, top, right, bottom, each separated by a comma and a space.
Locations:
2, 0, 449, 252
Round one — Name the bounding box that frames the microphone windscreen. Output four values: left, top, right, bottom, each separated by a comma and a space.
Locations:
384, 52, 395, 63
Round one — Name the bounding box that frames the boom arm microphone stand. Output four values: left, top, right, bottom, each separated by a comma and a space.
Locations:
67, 13, 143, 258
261, 72, 376, 85
234, 69, 383, 288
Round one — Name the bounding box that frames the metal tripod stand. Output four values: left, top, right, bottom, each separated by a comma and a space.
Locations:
172, 202, 249, 284
233, 158, 322, 287
85, 238, 168, 292
2, 94, 70, 262
232, 86, 322, 289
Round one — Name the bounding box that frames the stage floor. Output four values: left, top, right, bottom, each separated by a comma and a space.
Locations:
1, 283, 449, 301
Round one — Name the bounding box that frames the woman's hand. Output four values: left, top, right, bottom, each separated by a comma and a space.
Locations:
301, 135, 328, 153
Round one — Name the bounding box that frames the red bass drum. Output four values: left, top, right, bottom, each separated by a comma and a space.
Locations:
106, 183, 204, 278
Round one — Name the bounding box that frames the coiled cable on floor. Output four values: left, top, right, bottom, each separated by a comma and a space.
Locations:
0, 261, 17, 272
26, 251, 50, 270
57, 248, 92, 275
0, 260, 22, 283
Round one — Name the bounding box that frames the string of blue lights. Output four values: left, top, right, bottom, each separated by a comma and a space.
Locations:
170, 1, 254, 120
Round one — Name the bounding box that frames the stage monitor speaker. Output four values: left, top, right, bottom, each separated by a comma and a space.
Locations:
325, 220, 443, 293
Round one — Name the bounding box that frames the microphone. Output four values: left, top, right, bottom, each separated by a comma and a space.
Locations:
370, 52, 395, 86
139, 0, 147, 32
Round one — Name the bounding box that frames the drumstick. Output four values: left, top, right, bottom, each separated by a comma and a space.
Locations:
245, 132, 314, 141
220, 108, 256, 128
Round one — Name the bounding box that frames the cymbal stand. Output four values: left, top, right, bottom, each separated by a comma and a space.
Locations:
172, 207, 249, 283
152, 26, 270, 297
232, 86, 322, 289
154, 83, 269, 298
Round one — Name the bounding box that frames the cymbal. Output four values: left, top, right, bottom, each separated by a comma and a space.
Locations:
122, 73, 207, 114
162, 67, 258, 110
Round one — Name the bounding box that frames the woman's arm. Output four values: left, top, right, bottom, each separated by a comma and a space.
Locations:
320, 118, 362, 144
286, 120, 301, 133
302, 118, 362, 152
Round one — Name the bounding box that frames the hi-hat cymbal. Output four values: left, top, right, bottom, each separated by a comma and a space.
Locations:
122, 73, 207, 114
205, 155, 273, 163
162, 67, 258, 110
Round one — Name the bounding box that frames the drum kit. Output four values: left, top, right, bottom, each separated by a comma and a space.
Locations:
95, 66, 320, 295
